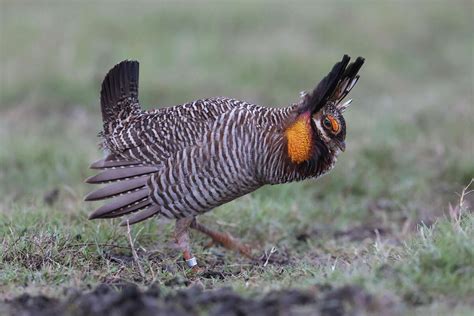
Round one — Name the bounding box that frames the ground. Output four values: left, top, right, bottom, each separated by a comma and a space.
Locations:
0, 1, 473, 315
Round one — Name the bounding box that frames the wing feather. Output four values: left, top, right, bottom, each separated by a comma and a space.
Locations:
121, 108, 264, 222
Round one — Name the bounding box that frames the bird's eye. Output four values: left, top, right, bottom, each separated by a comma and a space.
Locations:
323, 117, 332, 129
323, 115, 341, 134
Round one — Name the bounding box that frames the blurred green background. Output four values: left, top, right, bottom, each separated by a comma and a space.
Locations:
0, 0, 473, 311
1, 0, 472, 209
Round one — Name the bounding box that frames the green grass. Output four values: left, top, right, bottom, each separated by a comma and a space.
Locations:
1, 0, 473, 314
1, 190, 473, 313
398, 213, 473, 305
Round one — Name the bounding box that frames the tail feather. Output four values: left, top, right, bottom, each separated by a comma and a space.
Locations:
86, 60, 162, 224
100, 60, 140, 135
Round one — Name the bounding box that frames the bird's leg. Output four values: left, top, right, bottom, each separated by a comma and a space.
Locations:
174, 217, 199, 271
190, 220, 254, 259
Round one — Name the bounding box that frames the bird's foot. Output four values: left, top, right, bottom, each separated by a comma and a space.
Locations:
187, 264, 205, 274
203, 240, 215, 249
205, 229, 252, 258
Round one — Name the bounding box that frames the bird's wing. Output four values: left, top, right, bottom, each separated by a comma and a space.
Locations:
85, 99, 255, 221
102, 111, 208, 164
102, 97, 246, 166
120, 107, 266, 225
85, 112, 215, 220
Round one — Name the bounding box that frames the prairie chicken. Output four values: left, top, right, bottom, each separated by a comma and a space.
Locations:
85, 55, 364, 269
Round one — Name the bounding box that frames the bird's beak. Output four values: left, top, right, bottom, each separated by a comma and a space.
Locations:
336, 140, 346, 152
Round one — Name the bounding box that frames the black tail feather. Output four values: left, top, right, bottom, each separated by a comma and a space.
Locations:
100, 60, 140, 134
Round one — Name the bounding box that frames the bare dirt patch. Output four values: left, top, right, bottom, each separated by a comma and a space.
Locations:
1, 283, 396, 316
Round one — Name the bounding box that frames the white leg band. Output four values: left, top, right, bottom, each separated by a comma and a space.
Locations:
186, 257, 197, 268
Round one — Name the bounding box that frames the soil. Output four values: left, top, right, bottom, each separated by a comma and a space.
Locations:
0, 283, 395, 316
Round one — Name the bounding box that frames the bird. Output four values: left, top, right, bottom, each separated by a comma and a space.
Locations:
85, 55, 365, 270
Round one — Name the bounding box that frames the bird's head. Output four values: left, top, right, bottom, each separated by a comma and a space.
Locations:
285, 55, 364, 164
312, 102, 347, 153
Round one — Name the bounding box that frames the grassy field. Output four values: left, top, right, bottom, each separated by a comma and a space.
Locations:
1, 1, 473, 315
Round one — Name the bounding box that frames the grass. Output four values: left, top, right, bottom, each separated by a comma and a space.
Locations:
0, 0, 473, 314
1, 188, 473, 313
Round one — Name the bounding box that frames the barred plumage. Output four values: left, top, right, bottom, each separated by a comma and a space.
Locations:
85, 56, 365, 263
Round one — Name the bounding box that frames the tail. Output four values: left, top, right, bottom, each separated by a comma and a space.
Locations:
85, 60, 160, 225
100, 60, 141, 135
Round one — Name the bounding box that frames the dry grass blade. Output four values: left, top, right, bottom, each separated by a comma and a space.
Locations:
450, 178, 474, 226
126, 220, 145, 279
263, 246, 277, 267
